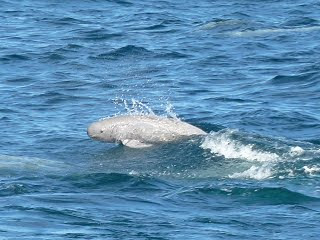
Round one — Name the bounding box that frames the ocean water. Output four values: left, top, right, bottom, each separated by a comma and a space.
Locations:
1, 0, 320, 239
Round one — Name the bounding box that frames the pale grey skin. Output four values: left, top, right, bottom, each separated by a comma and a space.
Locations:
87, 115, 207, 148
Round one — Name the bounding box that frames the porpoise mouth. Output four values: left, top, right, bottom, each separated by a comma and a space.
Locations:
87, 122, 114, 142
87, 123, 100, 139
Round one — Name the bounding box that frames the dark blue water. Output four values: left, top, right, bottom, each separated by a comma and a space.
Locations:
1, 0, 320, 239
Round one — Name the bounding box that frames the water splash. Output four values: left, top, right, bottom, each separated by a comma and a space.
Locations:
112, 98, 179, 119
165, 101, 178, 119
113, 98, 155, 116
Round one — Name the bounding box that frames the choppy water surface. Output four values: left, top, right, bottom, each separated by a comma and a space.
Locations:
1, 0, 320, 239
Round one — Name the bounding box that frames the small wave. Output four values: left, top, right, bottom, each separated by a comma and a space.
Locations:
108, 0, 133, 6
0, 182, 31, 197
66, 43, 82, 49
176, 185, 319, 204
134, 21, 168, 31
34, 91, 71, 104
90, 45, 153, 61
51, 17, 90, 26
207, 97, 248, 103
43, 53, 66, 61
282, 17, 318, 27
54, 44, 84, 54
230, 25, 320, 37
269, 73, 319, 85
61, 172, 170, 193
79, 29, 123, 41
33, 91, 92, 105
90, 46, 186, 61
156, 51, 189, 59
5, 77, 32, 84
229, 165, 273, 180
0, 108, 17, 113
0, 54, 30, 61
63, 172, 134, 188
133, 18, 181, 31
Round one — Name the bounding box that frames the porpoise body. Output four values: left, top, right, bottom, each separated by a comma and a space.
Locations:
87, 115, 207, 148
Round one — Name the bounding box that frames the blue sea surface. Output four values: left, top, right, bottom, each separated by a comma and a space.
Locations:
1, 0, 320, 239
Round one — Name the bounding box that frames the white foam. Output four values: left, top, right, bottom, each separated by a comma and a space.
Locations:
289, 146, 305, 156
229, 165, 273, 180
303, 166, 320, 175
201, 130, 279, 162
129, 170, 139, 176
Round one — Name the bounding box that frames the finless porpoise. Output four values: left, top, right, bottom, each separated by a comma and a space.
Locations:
87, 115, 206, 148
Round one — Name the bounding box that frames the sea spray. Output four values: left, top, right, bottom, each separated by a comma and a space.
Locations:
112, 98, 179, 119
112, 97, 156, 116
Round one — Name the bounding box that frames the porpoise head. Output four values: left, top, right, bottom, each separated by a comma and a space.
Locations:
87, 119, 116, 143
